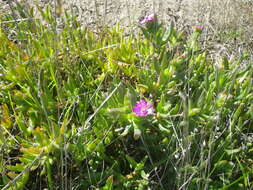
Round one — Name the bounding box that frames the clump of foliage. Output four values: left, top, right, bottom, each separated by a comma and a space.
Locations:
0, 6, 253, 190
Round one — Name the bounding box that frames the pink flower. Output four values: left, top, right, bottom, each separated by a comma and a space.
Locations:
132, 100, 154, 117
195, 25, 204, 32
140, 13, 157, 24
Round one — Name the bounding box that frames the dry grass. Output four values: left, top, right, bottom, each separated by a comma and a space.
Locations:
187, 0, 253, 64
1, 0, 253, 60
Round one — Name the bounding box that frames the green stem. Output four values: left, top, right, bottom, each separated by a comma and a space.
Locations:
46, 160, 54, 190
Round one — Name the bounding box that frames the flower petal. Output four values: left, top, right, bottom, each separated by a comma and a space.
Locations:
132, 99, 154, 117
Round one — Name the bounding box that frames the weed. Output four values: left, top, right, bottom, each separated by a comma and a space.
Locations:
0, 4, 253, 190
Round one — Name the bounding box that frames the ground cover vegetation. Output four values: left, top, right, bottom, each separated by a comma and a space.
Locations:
1, 3, 253, 190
